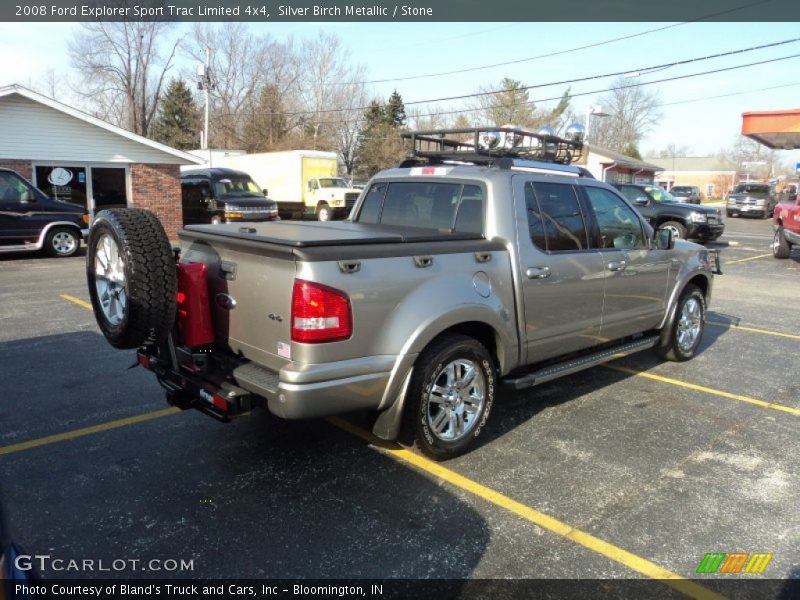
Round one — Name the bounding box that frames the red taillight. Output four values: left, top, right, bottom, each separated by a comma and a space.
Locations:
176, 262, 215, 347
291, 280, 352, 343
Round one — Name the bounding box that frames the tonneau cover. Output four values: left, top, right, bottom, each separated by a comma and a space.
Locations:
182, 220, 483, 247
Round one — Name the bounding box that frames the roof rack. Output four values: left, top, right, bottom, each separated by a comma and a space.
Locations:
401, 126, 584, 167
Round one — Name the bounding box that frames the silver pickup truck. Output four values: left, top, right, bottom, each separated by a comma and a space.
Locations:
86, 127, 720, 460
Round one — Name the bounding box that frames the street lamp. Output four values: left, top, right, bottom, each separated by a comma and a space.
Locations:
741, 161, 765, 182
585, 105, 611, 144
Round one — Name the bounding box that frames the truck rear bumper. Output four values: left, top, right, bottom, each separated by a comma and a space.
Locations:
232, 356, 398, 419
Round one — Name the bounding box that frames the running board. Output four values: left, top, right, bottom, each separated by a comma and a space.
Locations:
504, 335, 659, 391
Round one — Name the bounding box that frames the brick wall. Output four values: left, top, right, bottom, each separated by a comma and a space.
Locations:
0, 159, 33, 180
129, 163, 183, 239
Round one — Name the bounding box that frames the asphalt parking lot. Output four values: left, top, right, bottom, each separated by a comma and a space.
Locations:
1, 215, 798, 597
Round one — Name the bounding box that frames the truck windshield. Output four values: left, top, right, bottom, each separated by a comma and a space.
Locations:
318, 178, 350, 188
358, 181, 485, 234
645, 186, 676, 203
733, 183, 770, 195
213, 178, 263, 198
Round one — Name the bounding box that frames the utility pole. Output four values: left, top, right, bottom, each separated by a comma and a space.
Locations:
197, 46, 214, 164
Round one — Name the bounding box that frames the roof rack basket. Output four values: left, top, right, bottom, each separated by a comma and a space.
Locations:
401, 127, 584, 166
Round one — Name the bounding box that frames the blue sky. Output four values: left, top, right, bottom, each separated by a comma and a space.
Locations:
2, 21, 800, 165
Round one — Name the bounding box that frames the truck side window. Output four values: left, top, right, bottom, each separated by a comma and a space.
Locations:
358, 183, 387, 224
454, 185, 484, 234
583, 186, 646, 250
0, 171, 27, 204
524, 183, 547, 250
530, 182, 588, 251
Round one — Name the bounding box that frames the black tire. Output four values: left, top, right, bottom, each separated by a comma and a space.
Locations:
659, 220, 687, 240
44, 226, 81, 258
773, 227, 792, 259
726, 210, 735, 218
86, 208, 177, 349
406, 334, 496, 461
656, 284, 705, 362
316, 202, 332, 222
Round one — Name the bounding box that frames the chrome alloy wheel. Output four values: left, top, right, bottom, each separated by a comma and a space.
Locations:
662, 224, 682, 239
773, 230, 782, 254
94, 234, 127, 326
426, 359, 486, 442
52, 231, 77, 255
676, 297, 702, 353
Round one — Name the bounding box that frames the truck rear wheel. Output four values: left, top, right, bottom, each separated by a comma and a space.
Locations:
773, 227, 792, 258
406, 334, 495, 460
656, 284, 705, 362
86, 208, 177, 349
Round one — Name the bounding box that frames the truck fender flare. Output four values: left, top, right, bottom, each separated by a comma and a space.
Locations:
657, 269, 710, 335
36, 221, 83, 250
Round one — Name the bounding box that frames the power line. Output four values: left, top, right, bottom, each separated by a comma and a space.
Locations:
332, 0, 777, 85
660, 81, 800, 106
301, 50, 800, 126
269, 37, 800, 118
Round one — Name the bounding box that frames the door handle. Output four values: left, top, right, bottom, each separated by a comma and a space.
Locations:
608, 260, 627, 272
526, 266, 551, 279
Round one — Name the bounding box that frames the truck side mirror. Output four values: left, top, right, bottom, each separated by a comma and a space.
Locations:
262, 188, 268, 197
655, 227, 674, 250
634, 196, 648, 206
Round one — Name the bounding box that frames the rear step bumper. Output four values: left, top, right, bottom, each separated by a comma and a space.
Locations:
137, 351, 255, 422
503, 335, 659, 391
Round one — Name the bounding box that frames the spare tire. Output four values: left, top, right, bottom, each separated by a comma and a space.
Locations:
86, 208, 177, 349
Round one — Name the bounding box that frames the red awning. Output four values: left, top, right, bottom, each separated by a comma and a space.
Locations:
742, 109, 800, 149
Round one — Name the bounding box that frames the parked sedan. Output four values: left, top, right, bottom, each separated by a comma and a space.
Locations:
670, 185, 702, 204
726, 182, 776, 219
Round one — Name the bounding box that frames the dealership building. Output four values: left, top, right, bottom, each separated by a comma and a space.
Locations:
0, 84, 202, 238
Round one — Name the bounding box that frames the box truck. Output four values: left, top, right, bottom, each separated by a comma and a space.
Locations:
219, 150, 362, 221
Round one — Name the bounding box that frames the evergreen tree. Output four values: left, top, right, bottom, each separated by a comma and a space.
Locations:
151, 78, 200, 150
385, 90, 407, 127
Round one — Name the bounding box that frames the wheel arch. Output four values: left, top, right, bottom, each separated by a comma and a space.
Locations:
37, 221, 83, 248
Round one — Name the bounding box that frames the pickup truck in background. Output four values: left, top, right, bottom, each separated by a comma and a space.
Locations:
85, 127, 720, 460
218, 150, 362, 222
726, 182, 777, 219
772, 191, 800, 258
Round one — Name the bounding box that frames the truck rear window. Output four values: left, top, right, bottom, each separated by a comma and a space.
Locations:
357, 181, 484, 233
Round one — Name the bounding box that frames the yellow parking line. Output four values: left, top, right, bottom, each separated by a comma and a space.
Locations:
706, 320, 800, 341
61, 293, 93, 310
606, 366, 800, 416
328, 417, 724, 600
724, 253, 772, 265
0, 408, 180, 457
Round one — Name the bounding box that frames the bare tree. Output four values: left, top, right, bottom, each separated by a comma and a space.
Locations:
591, 77, 661, 153
69, 21, 180, 136
187, 24, 301, 150
470, 78, 570, 130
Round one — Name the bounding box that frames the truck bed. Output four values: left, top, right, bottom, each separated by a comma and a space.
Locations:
183, 220, 485, 247
180, 221, 502, 261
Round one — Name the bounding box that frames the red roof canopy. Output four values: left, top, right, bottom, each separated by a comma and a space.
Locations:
742, 109, 800, 150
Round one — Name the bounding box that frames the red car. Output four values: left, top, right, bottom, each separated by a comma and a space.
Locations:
773, 189, 800, 258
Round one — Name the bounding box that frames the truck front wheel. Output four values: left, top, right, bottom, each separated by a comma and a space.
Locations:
86, 208, 177, 349
773, 227, 792, 258
316, 202, 332, 222
659, 221, 686, 240
406, 334, 496, 460
656, 284, 705, 362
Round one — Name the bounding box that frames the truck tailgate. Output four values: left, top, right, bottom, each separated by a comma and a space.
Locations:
179, 233, 296, 372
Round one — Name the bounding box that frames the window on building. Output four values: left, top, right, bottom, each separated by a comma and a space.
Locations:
35, 166, 87, 208
92, 168, 127, 211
